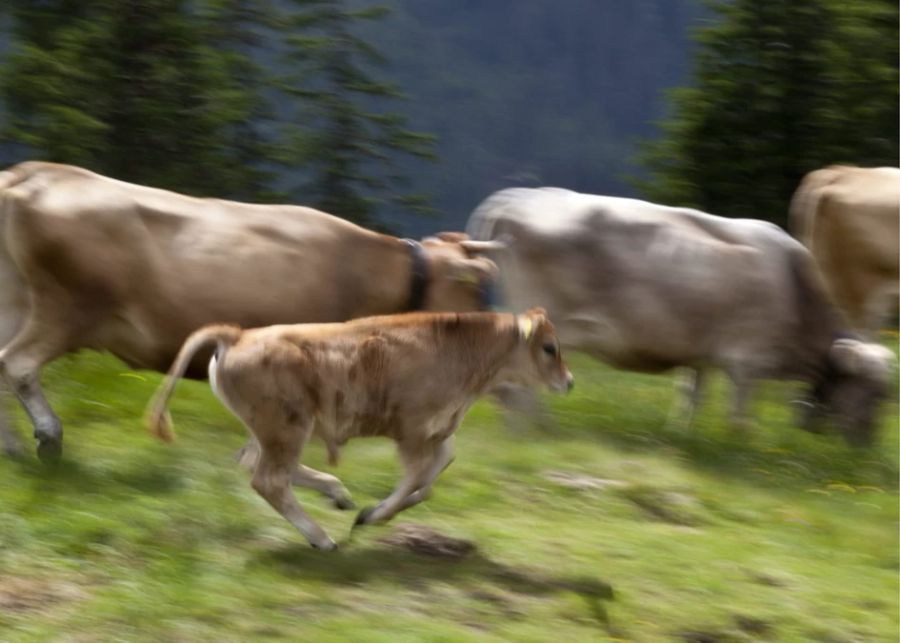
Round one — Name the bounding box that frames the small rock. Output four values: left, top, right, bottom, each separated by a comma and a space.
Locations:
378, 523, 477, 559
734, 615, 772, 636
542, 470, 628, 491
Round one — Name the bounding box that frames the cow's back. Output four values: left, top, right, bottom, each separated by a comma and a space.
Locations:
469, 187, 833, 376
790, 166, 900, 332
0, 162, 384, 372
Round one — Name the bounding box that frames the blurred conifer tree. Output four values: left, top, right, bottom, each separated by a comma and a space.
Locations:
276, 0, 436, 229
1, 0, 275, 198
0, 0, 434, 226
638, 0, 899, 227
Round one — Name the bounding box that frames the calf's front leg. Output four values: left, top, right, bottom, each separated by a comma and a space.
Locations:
355, 436, 455, 527
250, 427, 336, 551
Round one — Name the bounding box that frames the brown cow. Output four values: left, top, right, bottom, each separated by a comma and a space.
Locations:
790, 165, 900, 336
0, 162, 497, 461
145, 309, 573, 550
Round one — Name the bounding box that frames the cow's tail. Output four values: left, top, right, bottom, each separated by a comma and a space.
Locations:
466, 191, 508, 241
0, 170, 19, 192
788, 166, 845, 246
0, 164, 33, 230
145, 324, 242, 443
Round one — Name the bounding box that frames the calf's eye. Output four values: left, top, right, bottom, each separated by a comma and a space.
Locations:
542, 343, 557, 357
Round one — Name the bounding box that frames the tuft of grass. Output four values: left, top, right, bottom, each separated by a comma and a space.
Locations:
0, 338, 896, 641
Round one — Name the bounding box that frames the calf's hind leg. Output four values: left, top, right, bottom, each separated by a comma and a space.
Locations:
292, 465, 355, 510
250, 423, 336, 551
235, 436, 354, 509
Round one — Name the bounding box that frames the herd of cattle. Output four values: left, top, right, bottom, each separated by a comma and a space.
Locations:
0, 161, 896, 548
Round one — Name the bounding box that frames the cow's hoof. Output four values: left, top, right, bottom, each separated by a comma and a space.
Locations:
353, 506, 378, 527
333, 496, 356, 511
36, 440, 62, 465
311, 538, 338, 552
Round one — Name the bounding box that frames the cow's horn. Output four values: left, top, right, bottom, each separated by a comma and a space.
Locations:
460, 238, 509, 253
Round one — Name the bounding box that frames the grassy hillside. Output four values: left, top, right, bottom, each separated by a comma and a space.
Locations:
0, 339, 897, 641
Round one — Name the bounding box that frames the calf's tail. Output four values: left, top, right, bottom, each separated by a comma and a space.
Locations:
145, 324, 241, 443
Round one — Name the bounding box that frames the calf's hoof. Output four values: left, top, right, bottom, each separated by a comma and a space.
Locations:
353, 505, 378, 527
333, 496, 356, 511
36, 439, 62, 465
311, 538, 338, 552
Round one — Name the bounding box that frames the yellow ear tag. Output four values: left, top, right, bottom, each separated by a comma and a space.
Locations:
456, 272, 480, 285
518, 316, 534, 340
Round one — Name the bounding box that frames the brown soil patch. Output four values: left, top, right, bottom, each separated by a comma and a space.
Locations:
542, 470, 628, 491
377, 523, 477, 559
0, 576, 86, 613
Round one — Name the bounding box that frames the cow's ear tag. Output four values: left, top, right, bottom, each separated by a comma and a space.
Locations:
518, 316, 534, 341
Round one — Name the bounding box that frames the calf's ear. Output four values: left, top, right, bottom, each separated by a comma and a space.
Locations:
518, 308, 549, 341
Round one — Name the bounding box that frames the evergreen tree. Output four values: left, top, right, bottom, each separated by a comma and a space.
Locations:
199, 0, 281, 201
638, 0, 899, 227
277, 0, 435, 228
0, 0, 276, 198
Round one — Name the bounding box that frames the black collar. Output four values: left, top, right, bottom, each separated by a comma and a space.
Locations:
401, 239, 429, 311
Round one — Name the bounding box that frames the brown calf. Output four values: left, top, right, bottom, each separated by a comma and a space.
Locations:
146, 309, 573, 550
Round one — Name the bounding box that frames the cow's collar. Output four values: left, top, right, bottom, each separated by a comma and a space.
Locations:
401, 239, 429, 311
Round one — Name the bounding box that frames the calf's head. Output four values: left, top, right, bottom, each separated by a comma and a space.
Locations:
804, 338, 896, 446
419, 233, 499, 312
504, 307, 574, 394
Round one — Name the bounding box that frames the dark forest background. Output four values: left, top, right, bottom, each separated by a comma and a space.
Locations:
0, 1, 895, 234
346, 0, 705, 233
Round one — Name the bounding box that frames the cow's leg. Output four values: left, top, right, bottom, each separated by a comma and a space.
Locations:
292, 465, 355, 510
665, 368, 705, 430
862, 287, 894, 337
829, 274, 872, 336
393, 436, 455, 514
726, 370, 755, 433
354, 440, 434, 527
250, 427, 336, 551
0, 322, 68, 462
0, 307, 27, 458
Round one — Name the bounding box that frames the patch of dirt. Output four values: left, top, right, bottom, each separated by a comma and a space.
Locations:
734, 615, 772, 636
542, 470, 629, 491
468, 588, 526, 619
677, 629, 737, 643
623, 486, 705, 526
377, 523, 477, 559
745, 569, 789, 587
0, 577, 87, 613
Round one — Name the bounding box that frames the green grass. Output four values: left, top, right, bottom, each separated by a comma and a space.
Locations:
0, 338, 897, 642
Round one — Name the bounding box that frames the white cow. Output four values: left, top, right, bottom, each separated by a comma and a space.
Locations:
465, 187, 895, 445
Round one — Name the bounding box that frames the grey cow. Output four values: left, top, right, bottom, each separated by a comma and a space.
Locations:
463, 187, 894, 445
